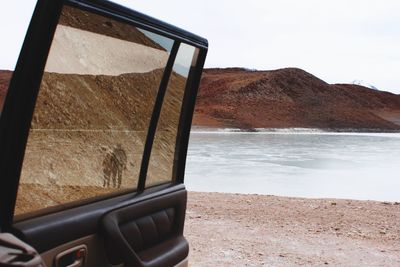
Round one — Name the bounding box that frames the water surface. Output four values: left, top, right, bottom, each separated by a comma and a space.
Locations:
185, 130, 400, 201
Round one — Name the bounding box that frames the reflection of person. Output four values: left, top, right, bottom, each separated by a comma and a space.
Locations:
114, 144, 127, 188
102, 144, 127, 188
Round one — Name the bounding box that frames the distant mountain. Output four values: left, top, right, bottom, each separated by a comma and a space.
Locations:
193, 68, 400, 131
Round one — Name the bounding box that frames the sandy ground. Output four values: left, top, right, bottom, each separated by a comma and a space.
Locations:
184, 192, 400, 266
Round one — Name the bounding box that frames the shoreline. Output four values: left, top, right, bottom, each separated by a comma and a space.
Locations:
184, 191, 400, 266
191, 126, 400, 134
186, 190, 400, 204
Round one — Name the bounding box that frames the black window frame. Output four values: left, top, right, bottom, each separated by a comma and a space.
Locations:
0, 0, 207, 231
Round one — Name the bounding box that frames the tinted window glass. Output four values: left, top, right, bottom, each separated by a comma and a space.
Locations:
0, 70, 12, 113
15, 5, 173, 216
146, 43, 199, 186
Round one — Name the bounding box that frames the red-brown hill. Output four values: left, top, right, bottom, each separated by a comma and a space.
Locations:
193, 68, 400, 130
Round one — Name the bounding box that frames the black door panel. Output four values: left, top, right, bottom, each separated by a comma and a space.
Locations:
101, 189, 188, 266
13, 185, 186, 255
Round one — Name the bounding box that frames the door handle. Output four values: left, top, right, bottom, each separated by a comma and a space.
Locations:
55, 245, 87, 267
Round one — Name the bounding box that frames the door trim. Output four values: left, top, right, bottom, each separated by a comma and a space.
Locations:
13, 184, 186, 253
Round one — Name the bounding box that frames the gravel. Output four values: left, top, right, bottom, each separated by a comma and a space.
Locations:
185, 192, 400, 266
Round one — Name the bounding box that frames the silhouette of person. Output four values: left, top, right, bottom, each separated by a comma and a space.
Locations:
102, 144, 127, 188
102, 151, 115, 188
113, 144, 127, 188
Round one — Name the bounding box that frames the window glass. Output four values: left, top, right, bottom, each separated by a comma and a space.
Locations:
0, 70, 12, 113
15, 5, 173, 216
146, 43, 199, 186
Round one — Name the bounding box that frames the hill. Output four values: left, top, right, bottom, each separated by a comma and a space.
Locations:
193, 68, 400, 131
0, 70, 12, 110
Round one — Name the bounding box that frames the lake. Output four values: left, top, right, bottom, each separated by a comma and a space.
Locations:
185, 129, 400, 201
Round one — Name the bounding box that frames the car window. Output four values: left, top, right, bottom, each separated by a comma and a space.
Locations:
14, 5, 174, 216
146, 43, 199, 187
0, 70, 12, 113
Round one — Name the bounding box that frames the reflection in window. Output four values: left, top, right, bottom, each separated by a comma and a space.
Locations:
146, 43, 199, 187
0, 70, 12, 114
15, 5, 174, 216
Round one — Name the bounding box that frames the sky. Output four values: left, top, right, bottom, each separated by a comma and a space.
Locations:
0, 0, 399, 93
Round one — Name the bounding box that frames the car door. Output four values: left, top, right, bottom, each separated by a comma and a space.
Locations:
0, 0, 207, 266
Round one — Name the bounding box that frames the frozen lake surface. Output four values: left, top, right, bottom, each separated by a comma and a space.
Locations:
185, 129, 400, 201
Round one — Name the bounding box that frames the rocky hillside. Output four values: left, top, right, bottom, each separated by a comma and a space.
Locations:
0, 68, 185, 199
25, 69, 184, 178
194, 68, 400, 130
0, 69, 184, 131
0, 70, 12, 110
59, 5, 164, 50
33, 70, 164, 130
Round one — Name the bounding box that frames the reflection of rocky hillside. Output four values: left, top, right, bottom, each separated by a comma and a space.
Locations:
59, 5, 164, 50
0, 70, 12, 110
47, 6, 170, 76
16, 184, 116, 215
14, 69, 186, 215
194, 68, 400, 130
33, 70, 163, 130
147, 71, 187, 185
32, 69, 185, 130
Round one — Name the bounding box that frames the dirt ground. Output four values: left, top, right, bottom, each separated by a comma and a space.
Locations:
184, 192, 400, 266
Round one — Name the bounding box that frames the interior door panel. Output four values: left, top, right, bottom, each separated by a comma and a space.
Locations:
35, 186, 188, 267
12, 185, 188, 266
101, 189, 188, 267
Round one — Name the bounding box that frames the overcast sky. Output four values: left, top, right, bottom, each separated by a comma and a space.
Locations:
1, 0, 399, 93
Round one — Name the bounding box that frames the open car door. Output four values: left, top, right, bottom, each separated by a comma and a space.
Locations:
0, 0, 207, 266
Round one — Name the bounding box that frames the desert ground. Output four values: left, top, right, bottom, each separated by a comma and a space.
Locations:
185, 191, 400, 266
